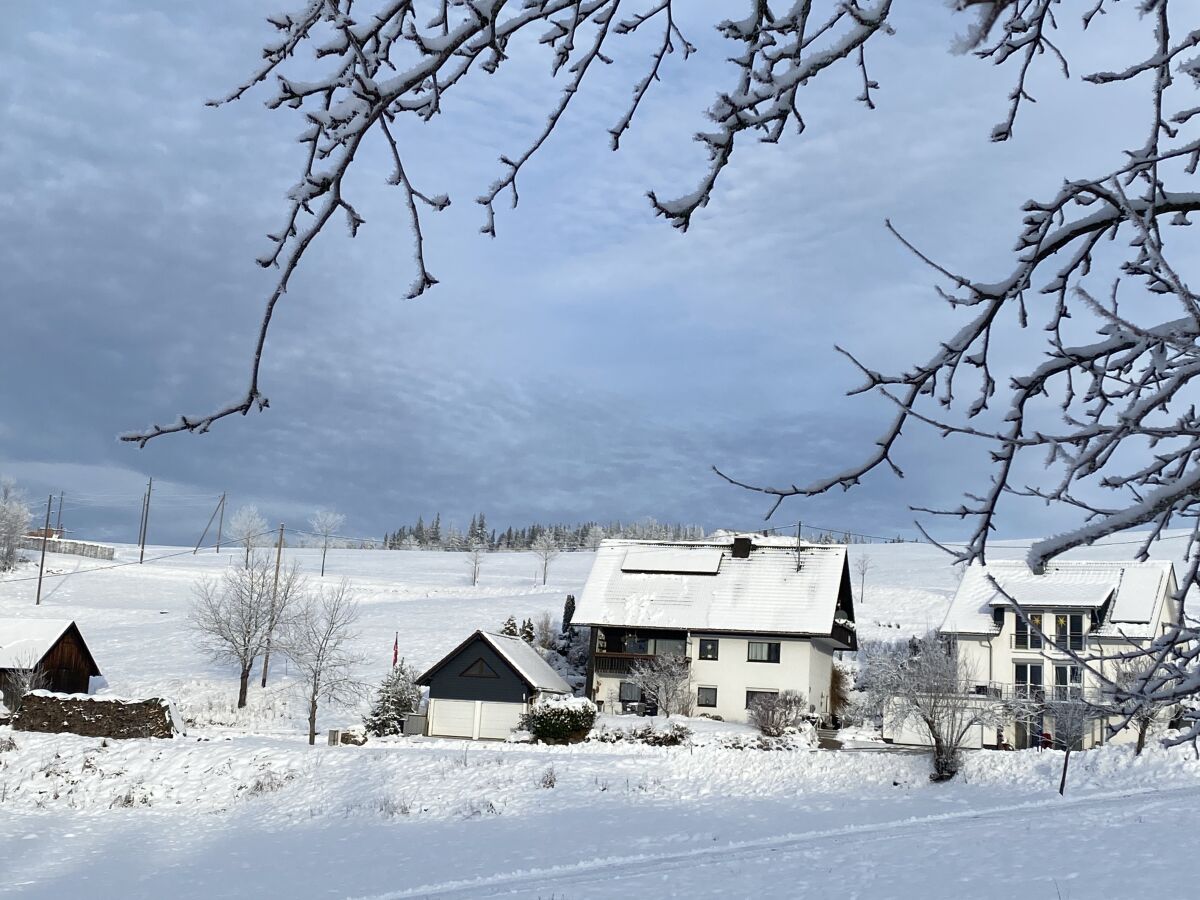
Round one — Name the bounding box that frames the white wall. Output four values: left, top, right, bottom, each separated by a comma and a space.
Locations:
594, 633, 835, 725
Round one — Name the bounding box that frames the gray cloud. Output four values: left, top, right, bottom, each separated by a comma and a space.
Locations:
0, 1, 1150, 546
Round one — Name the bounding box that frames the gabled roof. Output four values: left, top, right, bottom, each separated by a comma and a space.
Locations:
572, 537, 854, 637
417, 630, 571, 694
941, 560, 1175, 639
0, 619, 102, 674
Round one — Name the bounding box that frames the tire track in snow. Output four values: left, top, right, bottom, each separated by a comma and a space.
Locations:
349, 783, 1200, 899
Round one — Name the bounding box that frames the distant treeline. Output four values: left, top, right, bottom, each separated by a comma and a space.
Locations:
380, 515, 707, 551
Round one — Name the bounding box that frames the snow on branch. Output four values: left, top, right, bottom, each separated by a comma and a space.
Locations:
122, 0, 906, 444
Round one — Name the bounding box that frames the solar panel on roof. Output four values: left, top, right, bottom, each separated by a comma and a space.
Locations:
619, 548, 723, 575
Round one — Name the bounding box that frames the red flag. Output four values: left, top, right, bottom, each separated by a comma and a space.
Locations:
392, 632, 399, 668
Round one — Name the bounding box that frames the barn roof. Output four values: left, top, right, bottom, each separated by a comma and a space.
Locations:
0, 618, 101, 674
941, 560, 1176, 639
417, 630, 571, 695
572, 537, 854, 637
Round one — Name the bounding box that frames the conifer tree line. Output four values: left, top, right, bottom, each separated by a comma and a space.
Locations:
380, 516, 706, 552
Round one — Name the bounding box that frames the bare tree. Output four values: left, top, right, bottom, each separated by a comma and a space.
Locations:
466, 542, 485, 587
1043, 698, 1095, 796
282, 580, 364, 745
629, 654, 693, 717
191, 555, 304, 708
854, 555, 871, 606
531, 532, 560, 586
0, 478, 30, 572
865, 634, 1007, 780
532, 611, 557, 650
228, 505, 268, 567
1107, 656, 1173, 757
0, 651, 49, 713
749, 689, 808, 737
582, 525, 605, 551
258, 559, 305, 689
309, 508, 345, 578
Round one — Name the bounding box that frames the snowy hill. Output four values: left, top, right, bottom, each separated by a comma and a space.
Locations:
1, 537, 1198, 899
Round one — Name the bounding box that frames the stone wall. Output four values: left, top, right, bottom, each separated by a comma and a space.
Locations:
11, 691, 181, 740
19, 538, 115, 561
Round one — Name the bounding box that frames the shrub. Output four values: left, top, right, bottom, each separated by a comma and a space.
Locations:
749, 689, 808, 737
588, 722, 692, 746
518, 696, 597, 743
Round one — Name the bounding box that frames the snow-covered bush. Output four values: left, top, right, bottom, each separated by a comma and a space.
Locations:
518, 696, 596, 744
589, 722, 692, 746
0, 478, 30, 572
363, 660, 421, 737
749, 690, 808, 737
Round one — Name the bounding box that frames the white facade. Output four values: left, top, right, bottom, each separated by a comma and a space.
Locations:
576, 537, 856, 725
591, 632, 841, 724
933, 560, 1180, 750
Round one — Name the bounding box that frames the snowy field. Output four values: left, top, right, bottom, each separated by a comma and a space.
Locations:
2, 538, 1199, 898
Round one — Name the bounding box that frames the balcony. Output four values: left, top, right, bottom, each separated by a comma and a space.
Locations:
594, 652, 690, 676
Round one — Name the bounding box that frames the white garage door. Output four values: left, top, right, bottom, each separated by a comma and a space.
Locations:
478, 702, 524, 740
429, 699, 476, 738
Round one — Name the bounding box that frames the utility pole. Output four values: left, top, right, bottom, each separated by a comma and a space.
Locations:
54, 491, 64, 536
137, 492, 147, 550
796, 521, 803, 572
139, 477, 153, 563
215, 493, 225, 553
260, 523, 285, 689
194, 493, 226, 555
35, 494, 51, 606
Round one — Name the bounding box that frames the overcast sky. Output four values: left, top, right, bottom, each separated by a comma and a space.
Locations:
0, 2, 1155, 545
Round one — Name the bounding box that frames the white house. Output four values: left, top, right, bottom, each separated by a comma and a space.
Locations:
928, 558, 1180, 750
572, 535, 856, 724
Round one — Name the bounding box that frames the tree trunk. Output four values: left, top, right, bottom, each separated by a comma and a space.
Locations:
1059, 747, 1072, 796
308, 695, 318, 746
1136, 717, 1149, 756
260, 640, 272, 688
237, 666, 251, 709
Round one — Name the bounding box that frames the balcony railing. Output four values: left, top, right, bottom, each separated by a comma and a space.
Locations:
1010, 634, 1085, 652
594, 652, 690, 676
967, 681, 1102, 704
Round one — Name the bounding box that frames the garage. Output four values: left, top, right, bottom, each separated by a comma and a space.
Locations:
417, 630, 572, 740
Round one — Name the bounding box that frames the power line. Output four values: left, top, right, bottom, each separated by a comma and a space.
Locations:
0, 528, 279, 586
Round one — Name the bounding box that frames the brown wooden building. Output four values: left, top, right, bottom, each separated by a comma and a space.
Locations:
0, 619, 101, 710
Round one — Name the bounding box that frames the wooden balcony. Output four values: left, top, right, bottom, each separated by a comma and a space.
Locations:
594, 652, 690, 676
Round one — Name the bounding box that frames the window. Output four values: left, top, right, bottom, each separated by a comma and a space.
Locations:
460, 658, 499, 678
698, 639, 719, 661
653, 638, 687, 657
746, 689, 778, 709
1014, 662, 1044, 700
1053, 665, 1082, 701
618, 681, 641, 703
1055, 613, 1084, 651
747, 641, 781, 663
1014, 613, 1043, 650
697, 687, 718, 707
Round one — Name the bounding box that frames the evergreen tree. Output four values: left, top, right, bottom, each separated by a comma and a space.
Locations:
430, 513, 442, 548
520, 618, 535, 644
362, 659, 422, 737
562, 594, 576, 632
500, 615, 520, 637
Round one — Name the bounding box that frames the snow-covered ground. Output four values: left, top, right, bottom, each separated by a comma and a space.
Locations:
2, 538, 1198, 898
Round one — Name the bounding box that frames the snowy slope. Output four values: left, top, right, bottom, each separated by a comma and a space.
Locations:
1, 536, 1197, 899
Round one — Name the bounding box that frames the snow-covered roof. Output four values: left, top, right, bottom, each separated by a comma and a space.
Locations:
0, 619, 79, 669
941, 560, 1175, 638
478, 632, 572, 695
418, 630, 571, 695
572, 537, 852, 637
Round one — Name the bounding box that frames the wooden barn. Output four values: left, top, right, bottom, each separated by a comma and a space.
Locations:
0, 619, 101, 711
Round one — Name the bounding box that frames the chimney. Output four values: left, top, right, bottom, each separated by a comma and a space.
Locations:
731, 537, 753, 559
